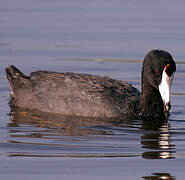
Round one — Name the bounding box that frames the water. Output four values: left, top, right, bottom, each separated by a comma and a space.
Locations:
1, 0, 185, 179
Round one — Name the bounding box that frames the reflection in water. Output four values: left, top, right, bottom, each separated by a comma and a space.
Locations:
142, 172, 175, 180
8, 108, 176, 161
8, 108, 131, 158
7, 108, 177, 178
9, 108, 115, 136
141, 120, 176, 159
141, 121, 176, 178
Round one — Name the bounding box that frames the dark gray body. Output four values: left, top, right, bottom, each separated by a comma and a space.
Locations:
6, 66, 140, 120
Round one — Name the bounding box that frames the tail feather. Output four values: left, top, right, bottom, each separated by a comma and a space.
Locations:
5, 65, 27, 91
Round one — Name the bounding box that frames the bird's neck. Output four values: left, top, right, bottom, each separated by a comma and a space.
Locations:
141, 81, 165, 119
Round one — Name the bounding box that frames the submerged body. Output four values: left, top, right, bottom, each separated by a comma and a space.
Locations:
6, 50, 176, 121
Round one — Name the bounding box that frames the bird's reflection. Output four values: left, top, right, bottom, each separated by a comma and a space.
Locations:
8, 107, 117, 137
9, 107, 176, 160
142, 172, 175, 180
8, 108, 176, 179
141, 119, 176, 159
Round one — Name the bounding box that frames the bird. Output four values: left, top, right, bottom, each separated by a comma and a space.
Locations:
6, 50, 176, 121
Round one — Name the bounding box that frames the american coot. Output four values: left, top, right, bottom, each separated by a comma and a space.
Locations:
6, 50, 176, 121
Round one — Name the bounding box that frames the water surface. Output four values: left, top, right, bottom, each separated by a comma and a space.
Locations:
1, 0, 185, 179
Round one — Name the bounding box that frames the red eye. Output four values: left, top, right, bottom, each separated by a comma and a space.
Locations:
154, 69, 159, 75
165, 64, 173, 77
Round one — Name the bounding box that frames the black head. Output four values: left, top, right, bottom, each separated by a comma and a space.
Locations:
141, 50, 176, 120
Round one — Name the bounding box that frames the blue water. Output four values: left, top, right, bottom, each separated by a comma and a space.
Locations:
1, 0, 185, 179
